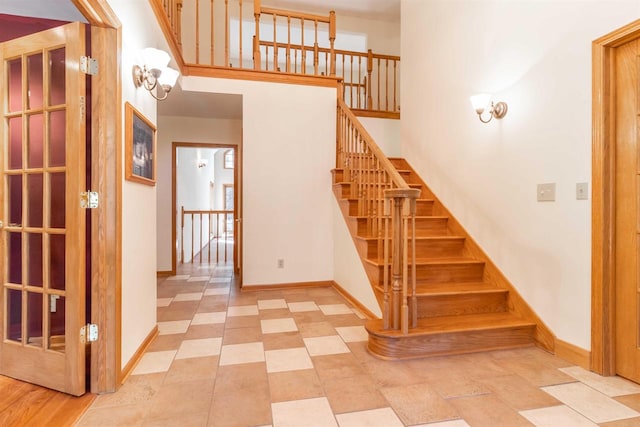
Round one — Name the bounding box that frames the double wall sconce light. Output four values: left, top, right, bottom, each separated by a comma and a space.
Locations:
133, 48, 179, 101
470, 93, 508, 123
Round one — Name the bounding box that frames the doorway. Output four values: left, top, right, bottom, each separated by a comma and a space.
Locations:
171, 143, 241, 281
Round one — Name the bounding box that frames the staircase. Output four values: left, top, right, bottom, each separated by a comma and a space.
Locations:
332, 158, 555, 360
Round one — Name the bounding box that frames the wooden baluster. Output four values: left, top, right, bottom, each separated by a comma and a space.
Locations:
191, 213, 195, 263
265, 45, 269, 70
253, 0, 261, 69
410, 196, 418, 327
329, 10, 336, 76
177, 0, 184, 52
196, 0, 200, 63
238, 0, 243, 68
273, 14, 277, 71
313, 20, 319, 75
357, 56, 362, 109
385, 58, 389, 112
216, 213, 220, 263
181, 206, 185, 264
210, 0, 214, 65
349, 54, 354, 107
402, 201, 409, 334
208, 213, 212, 263
367, 50, 373, 110
225, 213, 229, 263
341, 54, 345, 87
393, 60, 397, 112
224, 0, 229, 66
286, 16, 291, 73
294, 48, 298, 73
200, 214, 203, 263
383, 197, 390, 329
377, 57, 381, 110
301, 19, 306, 74
325, 51, 328, 76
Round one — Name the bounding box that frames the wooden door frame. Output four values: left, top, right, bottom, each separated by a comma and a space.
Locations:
591, 19, 640, 376
171, 142, 241, 278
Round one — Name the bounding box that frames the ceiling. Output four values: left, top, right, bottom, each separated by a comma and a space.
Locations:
0, 0, 86, 22
158, 85, 243, 120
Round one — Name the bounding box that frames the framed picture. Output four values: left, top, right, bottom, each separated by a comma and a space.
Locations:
125, 102, 156, 186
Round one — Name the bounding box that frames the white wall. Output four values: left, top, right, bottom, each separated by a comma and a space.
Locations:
156, 116, 241, 271
401, 0, 640, 350
213, 149, 235, 211
107, 0, 170, 367
360, 117, 401, 158
180, 77, 336, 286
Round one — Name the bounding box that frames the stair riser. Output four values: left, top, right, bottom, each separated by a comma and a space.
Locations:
365, 262, 485, 287
416, 292, 508, 318
346, 199, 434, 216
364, 238, 465, 260
366, 326, 535, 359
353, 218, 449, 238
337, 183, 424, 199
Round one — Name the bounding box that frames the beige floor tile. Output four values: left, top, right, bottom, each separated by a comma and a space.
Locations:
175, 337, 222, 360
219, 342, 265, 366
271, 397, 338, 427
225, 315, 261, 329
192, 311, 226, 325
312, 353, 366, 382
335, 407, 404, 427
174, 292, 204, 301
291, 310, 328, 323
227, 304, 259, 317
184, 323, 225, 339
167, 275, 190, 280
262, 332, 306, 351
157, 298, 173, 307
158, 320, 191, 335
599, 418, 640, 426
287, 301, 320, 312
223, 326, 263, 345
146, 379, 215, 420
324, 313, 366, 328
215, 362, 268, 392
323, 374, 388, 414
542, 382, 640, 423
319, 304, 353, 315
260, 308, 294, 320
187, 276, 210, 282
91, 373, 165, 408
142, 411, 209, 427
203, 287, 229, 296
615, 393, 640, 412
298, 321, 337, 338
196, 296, 228, 313
449, 394, 531, 426
428, 372, 492, 399
261, 318, 298, 334
497, 353, 575, 387
258, 299, 288, 310
157, 305, 199, 321
209, 277, 231, 284
304, 335, 350, 356
132, 350, 176, 375
76, 403, 151, 426
480, 374, 561, 411
381, 382, 459, 425
560, 366, 640, 397
268, 369, 325, 402
164, 356, 218, 384
351, 308, 368, 319
335, 326, 368, 342
519, 405, 598, 426
147, 333, 185, 352
265, 347, 313, 373
412, 421, 470, 427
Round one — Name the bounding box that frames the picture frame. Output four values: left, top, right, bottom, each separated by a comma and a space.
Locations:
125, 102, 157, 186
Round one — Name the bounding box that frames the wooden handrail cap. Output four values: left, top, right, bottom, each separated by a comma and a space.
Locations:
384, 188, 421, 199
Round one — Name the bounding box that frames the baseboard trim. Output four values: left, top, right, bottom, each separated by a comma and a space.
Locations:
555, 338, 590, 369
241, 280, 334, 292
157, 270, 173, 278
119, 325, 159, 384
332, 281, 378, 320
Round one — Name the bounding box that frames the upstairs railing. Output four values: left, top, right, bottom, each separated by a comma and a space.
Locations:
336, 97, 419, 333
151, 0, 400, 117
180, 207, 234, 264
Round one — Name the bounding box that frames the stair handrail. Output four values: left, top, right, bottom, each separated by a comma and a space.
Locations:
336, 97, 420, 334
181, 206, 234, 264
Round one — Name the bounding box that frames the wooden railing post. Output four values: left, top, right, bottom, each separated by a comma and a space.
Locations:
177, 0, 183, 51
366, 49, 373, 110
329, 10, 336, 76
253, 0, 261, 69
180, 206, 185, 264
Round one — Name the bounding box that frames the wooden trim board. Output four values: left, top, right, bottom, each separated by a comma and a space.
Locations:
119, 326, 159, 385
157, 271, 173, 278
555, 338, 591, 370
241, 280, 334, 292
332, 281, 378, 320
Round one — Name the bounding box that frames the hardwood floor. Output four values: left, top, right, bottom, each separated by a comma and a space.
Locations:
0, 375, 95, 426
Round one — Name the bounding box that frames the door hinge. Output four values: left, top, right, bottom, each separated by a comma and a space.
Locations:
80, 191, 99, 209
80, 324, 99, 344
80, 56, 98, 75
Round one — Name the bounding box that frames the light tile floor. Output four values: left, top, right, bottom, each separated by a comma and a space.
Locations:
77, 263, 640, 426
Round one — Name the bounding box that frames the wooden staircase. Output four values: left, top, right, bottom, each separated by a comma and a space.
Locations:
332, 158, 555, 360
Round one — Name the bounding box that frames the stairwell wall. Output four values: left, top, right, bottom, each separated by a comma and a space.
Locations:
400, 0, 640, 351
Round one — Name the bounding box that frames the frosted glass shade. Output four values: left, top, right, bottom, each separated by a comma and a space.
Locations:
158, 67, 179, 88
470, 93, 492, 113
140, 48, 170, 75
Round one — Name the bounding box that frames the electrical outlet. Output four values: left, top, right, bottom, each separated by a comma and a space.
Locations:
277, 259, 284, 269
537, 183, 556, 202
576, 182, 588, 200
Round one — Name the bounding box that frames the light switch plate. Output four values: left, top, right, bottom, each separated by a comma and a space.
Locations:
537, 183, 556, 202
576, 182, 588, 200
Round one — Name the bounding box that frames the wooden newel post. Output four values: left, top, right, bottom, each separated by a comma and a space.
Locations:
253, 0, 261, 69
329, 11, 336, 76
367, 49, 373, 110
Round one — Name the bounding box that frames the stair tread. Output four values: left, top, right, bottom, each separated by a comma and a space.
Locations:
364, 257, 485, 267
356, 235, 464, 242
343, 197, 434, 202
367, 312, 534, 336
350, 215, 447, 220
375, 282, 506, 295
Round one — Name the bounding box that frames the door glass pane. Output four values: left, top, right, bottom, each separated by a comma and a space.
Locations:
8, 58, 22, 113
27, 174, 43, 228
49, 234, 65, 291
49, 110, 65, 167
26, 292, 43, 347
7, 289, 22, 342
49, 295, 65, 352
28, 233, 43, 288
49, 48, 65, 106
50, 173, 65, 228
27, 53, 43, 110
8, 232, 22, 284
8, 117, 22, 170
28, 114, 44, 168
8, 175, 22, 226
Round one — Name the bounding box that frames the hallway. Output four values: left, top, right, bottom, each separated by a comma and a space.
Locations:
76, 262, 640, 426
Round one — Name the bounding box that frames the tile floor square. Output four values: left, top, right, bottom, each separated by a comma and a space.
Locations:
187, 276, 210, 282
261, 318, 298, 334
219, 342, 266, 366
351, 308, 368, 320
227, 305, 259, 317
158, 320, 191, 335
271, 397, 338, 427
131, 350, 176, 375
542, 382, 640, 423
192, 311, 226, 325
265, 347, 313, 373
304, 335, 351, 356
258, 299, 288, 310
204, 287, 230, 296
288, 301, 320, 312
335, 326, 368, 342
209, 277, 231, 284
335, 407, 404, 427
319, 304, 353, 315
157, 298, 173, 307
166, 275, 189, 281
173, 292, 203, 302
175, 337, 222, 360
412, 421, 470, 427
559, 366, 640, 397
520, 405, 598, 426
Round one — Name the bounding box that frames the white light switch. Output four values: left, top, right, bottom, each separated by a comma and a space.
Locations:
537, 183, 556, 202
576, 182, 588, 200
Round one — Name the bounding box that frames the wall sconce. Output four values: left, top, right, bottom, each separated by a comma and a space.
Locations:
470, 93, 508, 123
133, 48, 179, 101
197, 159, 208, 168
